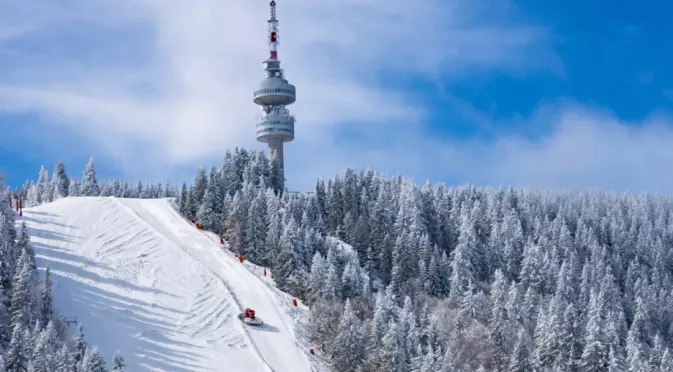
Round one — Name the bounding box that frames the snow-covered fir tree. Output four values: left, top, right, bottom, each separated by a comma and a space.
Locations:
37, 166, 50, 205
52, 162, 69, 199
80, 157, 100, 197
329, 299, 364, 372
112, 351, 125, 372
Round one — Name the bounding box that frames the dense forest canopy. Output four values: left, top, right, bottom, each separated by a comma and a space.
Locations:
15, 149, 673, 371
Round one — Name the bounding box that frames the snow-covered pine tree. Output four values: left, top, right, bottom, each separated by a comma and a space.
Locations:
607, 341, 626, 372
324, 262, 341, 301
329, 299, 364, 372
25, 185, 40, 208
53, 162, 69, 198
508, 326, 532, 372
223, 192, 245, 254
244, 188, 268, 263
341, 256, 363, 301
448, 212, 477, 303
54, 345, 72, 372
112, 351, 125, 372
80, 157, 100, 196
580, 289, 609, 371
82, 346, 106, 372
307, 252, 327, 305
99, 181, 114, 197
268, 150, 283, 195
192, 167, 207, 207
380, 320, 407, 372
5, 323, 29, 372
489, 269, 511, 371
68, 180, 80, 197
558, 302, 581, 369
389, 229, 416, 301
31, 325, 52, 372
501, 208, 525, 282
535, 293, 565, 368
196, 179, 219, 232
37, 166, 50, 204
273, 218, 308, 298
264, 190, 282, 267
9, 253, 33, 329
15, 222, 36, 271
70, 325, 86, 366
179, 183, 189, 216
39, 267, 53, 328
0, 285, 10, 349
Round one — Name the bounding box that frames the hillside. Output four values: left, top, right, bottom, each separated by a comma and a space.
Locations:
14, 153, 673, 371
20, 196, 318, 372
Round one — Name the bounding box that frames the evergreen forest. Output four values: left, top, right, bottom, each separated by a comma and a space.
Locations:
15, 149, 673, 372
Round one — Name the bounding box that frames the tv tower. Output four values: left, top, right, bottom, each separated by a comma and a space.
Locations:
253, 0, 296, 190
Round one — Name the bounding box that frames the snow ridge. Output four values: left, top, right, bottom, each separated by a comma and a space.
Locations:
109, 196, 275, 372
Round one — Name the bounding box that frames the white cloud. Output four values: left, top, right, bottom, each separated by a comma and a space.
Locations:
0, 0, 553, 179
471, 108, 673, 193
307, 104, 673, 194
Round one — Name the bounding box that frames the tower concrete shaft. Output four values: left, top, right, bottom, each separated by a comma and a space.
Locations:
253, 0, 295, 191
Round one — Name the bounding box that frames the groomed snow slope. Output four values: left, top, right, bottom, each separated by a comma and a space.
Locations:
21, 196, 315, 372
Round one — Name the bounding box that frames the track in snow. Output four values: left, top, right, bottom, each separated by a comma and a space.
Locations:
20, 196, 315, 372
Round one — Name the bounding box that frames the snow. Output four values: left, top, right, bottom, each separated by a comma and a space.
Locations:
20, 196, 319, 372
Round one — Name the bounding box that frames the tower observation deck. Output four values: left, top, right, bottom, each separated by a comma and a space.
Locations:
254, 0, 295, 190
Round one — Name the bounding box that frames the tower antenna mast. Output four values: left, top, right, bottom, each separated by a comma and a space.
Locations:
268, 0, 278, 60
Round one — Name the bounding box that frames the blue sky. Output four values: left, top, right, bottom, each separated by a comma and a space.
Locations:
1, 0, 672, 193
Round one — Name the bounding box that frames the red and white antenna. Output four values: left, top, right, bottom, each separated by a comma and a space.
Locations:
268, 0, 279, 60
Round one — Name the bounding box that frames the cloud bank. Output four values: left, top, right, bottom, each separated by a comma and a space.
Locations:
287, 101, 673, 193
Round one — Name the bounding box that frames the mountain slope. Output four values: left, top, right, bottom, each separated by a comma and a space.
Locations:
21, 196, 315, 372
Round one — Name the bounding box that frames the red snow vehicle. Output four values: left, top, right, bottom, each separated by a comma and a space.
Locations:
238, 308, 264, 325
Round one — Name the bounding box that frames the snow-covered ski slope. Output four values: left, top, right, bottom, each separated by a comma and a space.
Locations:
20, 196, 316, 372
